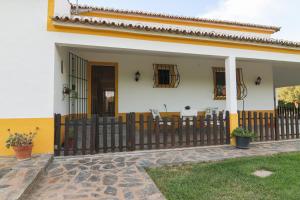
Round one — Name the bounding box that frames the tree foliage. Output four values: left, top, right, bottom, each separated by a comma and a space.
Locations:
277, 86, 300, 105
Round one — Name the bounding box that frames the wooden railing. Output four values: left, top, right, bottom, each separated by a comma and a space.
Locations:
238, 111, 300, 142
54, 112, 230, 156
277, 106, 300, 117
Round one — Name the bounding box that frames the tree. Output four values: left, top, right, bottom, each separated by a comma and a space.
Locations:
277, 86, 300, 106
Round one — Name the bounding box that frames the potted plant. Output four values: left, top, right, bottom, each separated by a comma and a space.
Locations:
6, 132, 36, 160
232, 127, 255, 149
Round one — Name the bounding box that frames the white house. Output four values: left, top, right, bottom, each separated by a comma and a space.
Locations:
1, 0, 300, 156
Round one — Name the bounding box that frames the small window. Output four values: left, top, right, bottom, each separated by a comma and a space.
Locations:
212, 67, 242, 100
153, 64, 180, 88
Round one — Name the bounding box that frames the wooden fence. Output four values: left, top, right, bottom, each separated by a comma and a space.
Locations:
277, 106, 300, 118
238, 111, 300, 142
54, 112, 230, 156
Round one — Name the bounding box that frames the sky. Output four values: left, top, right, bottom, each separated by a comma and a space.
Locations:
70, 0, 300, 41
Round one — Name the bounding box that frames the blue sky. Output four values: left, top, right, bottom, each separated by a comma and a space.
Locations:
70, 0, 300, 41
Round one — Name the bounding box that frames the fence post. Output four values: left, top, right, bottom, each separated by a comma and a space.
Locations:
264, 113, 269, 141
111, 118, 116, 152
248, 111, 252, 131
178, 117, 183, 146
291, 114, 295, 139
73, 118, 78, 155
295, 113, 299, 139
171, 118, 175, 147
225, 111, 230, 144
285, 114, 290, 139
206, 115, 211, 145
126, 113, 130, 151
118, 116, 123, 152
253, 112, 258, 141
95, 115, 99, 153
90, 115, 96, 155
155, 116, 160, 149
219, 113, 224, 145
147, 116, 153, 150
193, 116, 197, 146
139, 114, 144, 150
275, 112, 280, 141
270, 113, 275, 140
103, 117, 108, 153
186, 118, 190, 146
242, 111, 246, 129
54, 114, 61, 156
163, 118, 168, 148
81, 118, 87, 155
259, 112, 264, 141
131, 113, 136, 151
64, 115, 70, 156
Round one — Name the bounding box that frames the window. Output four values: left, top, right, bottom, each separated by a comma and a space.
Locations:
212, 67, 242, 100
153, 64, 180, 88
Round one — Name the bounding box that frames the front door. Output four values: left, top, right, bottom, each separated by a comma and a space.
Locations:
91, 65, 115, 116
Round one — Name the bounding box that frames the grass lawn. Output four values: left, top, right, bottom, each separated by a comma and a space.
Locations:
147, 152, 300, 200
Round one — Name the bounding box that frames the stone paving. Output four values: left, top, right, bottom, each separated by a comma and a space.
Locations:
0, 157, 17, 180
0, 154, 52, 200
24, 140, 300, 200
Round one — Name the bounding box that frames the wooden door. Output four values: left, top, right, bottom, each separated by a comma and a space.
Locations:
91, 66, 115, 116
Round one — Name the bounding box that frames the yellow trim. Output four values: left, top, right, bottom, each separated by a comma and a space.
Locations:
88, 62, 119, 118
229, 113, 239, 146
80, 11, 276, 35
47, 0, 300, 55
49, 24, 300, 55
47, 0, 55, 31
0, 118, 54, 156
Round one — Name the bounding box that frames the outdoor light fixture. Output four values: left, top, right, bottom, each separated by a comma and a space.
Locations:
135, 71, 141, 82
255, 76, 262, 85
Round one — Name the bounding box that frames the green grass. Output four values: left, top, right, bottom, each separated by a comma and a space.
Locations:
147, 152, 300, 200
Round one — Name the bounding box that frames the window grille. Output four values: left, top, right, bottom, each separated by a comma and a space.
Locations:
69, 53, 88, 118
212, 67, 243, 100
153, 64, 180, 88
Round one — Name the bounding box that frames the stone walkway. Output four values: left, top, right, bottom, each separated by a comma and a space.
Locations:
24, 140, 300, 200
0, 154, 52, 200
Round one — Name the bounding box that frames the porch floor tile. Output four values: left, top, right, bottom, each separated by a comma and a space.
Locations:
24, 140, 300, 200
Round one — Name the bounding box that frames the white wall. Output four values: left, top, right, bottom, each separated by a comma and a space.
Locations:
1, 0, 298, 119
54, 0, 71, 16
53, 50, 275, 113
0, 0, 55, 118
54, 46, 70, 115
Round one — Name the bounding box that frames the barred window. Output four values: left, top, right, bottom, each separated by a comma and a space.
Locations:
212, 67, 242, 100
153, 64, 180, 88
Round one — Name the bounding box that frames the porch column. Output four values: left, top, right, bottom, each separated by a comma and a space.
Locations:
225, 56, 238, 145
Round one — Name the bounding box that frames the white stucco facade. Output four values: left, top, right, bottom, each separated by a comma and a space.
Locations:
53, 47, 275, 115
1, 0, 300, 119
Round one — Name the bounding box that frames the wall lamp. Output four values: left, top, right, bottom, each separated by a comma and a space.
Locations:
255, 76, 262, 85
135, 71, 141, 82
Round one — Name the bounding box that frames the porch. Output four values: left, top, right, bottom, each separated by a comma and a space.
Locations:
53, 45, 300, 156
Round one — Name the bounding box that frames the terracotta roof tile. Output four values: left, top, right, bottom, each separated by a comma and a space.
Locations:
70, 4, 281, 32
52, 16, 300, 49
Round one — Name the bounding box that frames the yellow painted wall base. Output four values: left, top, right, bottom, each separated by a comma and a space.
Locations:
0, 118, 54, 156
229, 113, 239, 146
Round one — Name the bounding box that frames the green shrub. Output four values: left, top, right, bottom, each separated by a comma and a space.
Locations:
232, 127, 255, 138
6, 132, 36, 149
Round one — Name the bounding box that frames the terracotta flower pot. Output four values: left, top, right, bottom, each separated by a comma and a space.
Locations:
13, 145, 33, 160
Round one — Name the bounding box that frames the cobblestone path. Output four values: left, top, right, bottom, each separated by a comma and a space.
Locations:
24, 140, 300, 200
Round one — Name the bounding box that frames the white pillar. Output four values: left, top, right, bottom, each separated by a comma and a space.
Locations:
225, 56, 238, 114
